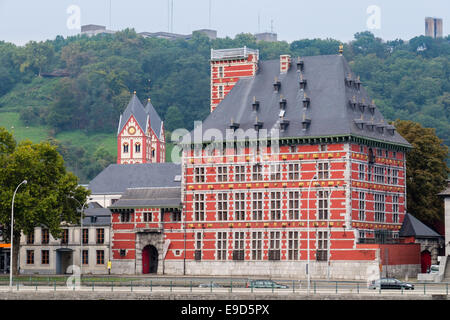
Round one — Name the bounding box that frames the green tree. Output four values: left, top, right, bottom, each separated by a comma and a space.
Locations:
0, 128, 90, 275
395, 120, 449, 228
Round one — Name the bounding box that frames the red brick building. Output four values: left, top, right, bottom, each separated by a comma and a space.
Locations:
108, 48, 421, 279
117, 93, 165, 164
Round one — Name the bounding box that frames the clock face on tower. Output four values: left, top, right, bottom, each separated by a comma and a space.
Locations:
128, 126, 136, 135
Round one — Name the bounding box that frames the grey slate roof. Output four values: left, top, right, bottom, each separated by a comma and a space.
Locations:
399, 213, 442, 238
109, 187, 181, 209
145, 99, 163, 139
189, 54, 411, 148
118, 94, 149, 135
82, 202, 111, 226
88, 163, 181, 195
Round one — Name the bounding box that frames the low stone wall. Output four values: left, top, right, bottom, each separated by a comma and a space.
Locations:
163, 260, 381, 280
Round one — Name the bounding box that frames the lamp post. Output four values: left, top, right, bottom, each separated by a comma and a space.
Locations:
10, 180, 27, 291
306, 174, 317, 295
74, 199, 88, 277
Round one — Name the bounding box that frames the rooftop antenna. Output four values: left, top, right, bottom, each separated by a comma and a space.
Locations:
258, 11, 261, 33
271, 19, 274, 33
167, 0, 170, 32
171, 0, 174, 33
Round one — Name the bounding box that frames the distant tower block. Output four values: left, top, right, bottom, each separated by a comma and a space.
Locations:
210, 47, 259, 112
425, 17, 443, 38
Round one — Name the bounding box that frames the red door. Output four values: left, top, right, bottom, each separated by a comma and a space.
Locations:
142, 246, 150, 274
421, 250, 431, 273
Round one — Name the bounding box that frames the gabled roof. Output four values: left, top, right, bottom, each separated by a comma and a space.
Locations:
145, 99, 163, 139
437, 180, 450, 197
118, 93, 148, 135
189, 54, 411, 148
399, 213, 442, 238
88, 163, 181, 195
109, 187, 181, 209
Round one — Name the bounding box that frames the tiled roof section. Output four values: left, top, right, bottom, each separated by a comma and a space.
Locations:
193, 54, 411, 147
82, 202, 111, 226
109, 187, 181, 209
88, 163, 181, 195
400, 213, 442, 238
118, 93, 148, 135
145, 99, 163, 139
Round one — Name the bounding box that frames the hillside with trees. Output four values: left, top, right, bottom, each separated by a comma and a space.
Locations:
0, 30, 449, 183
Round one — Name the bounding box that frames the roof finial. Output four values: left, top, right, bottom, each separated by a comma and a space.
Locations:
339, 44, 344, 55
133, 90, 136, 95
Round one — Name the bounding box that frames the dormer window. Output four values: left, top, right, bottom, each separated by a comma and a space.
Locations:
299, 78, 307, 90
303, 95, 310, 108
302, 118, 311, 130
280, 119, 290, 131
296, 59, 304, 71
252, 99, 260, 111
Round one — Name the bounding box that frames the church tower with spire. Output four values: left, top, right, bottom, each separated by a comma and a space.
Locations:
117, 92, 165, 164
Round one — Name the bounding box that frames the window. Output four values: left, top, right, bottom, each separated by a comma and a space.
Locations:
26, 250, 34, 265
359, 192, 366, 221
234, 165, 246, 182
270, 192, 281, 220
317, 190, 329, 220
96, 250, 105, 265
135, 143, 141, 153
368, 148, 375, 164
82, 250, 89, 265
143, 212, 152, 222
233, 232, 245, 260
316, 231, 328, 261
61, 229, 69, 244
252, 192, 263, 220
217, 193, 228, 221
218, 85, 224, 99
288, 231, 299, 260
123, 143, 129, 153
194, 194, 205, 221
251, 231, 263, 260
374, 193, 385, 222
252, 164, 263, 181
288, 191, 300, 220
82, 229, 89, 244
359, 163, 365, 181
367, 165, 373, 182
27, 231, 34, 244
392, 195, 399, 223
96, 229, 104, 244
216, 232, 227, 260
194, 167, 205, 183
234, 192, 246, 221
172, 210, 181, 222
317, 162, 329, 179
217, 166, 228, 182
270, 163, 281, 180
374, 166, 385, 183
319, 144, 327, 152
268, 231, 281, 260
41, 250, 49, 265
195, 232, 202, 261
120, 213, 131, 222
41, 229, 49, 244
377, 148, 383, 157
359, 145, 364, 153
392, 169, 398, 185
218, 66, 224, 78
288, 163, 300, 180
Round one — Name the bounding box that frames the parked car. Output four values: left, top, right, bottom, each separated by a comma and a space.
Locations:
198, 282, 222, 288
368, 278, 414, 290
429, 265, 439, 274
246, 280, 289, 289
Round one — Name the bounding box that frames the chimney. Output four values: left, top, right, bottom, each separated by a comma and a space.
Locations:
280, 54, 291, 73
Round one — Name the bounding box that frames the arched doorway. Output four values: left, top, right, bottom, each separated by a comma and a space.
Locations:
421, 250, 431, 273
142, 245, 158, 274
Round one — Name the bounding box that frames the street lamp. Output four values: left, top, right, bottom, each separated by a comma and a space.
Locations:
10, 180, 27, 290
306, 174, 317, 295
72, 198, 88, 277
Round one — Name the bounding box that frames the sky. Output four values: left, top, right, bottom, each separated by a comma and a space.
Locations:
0, 0, 448, 45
